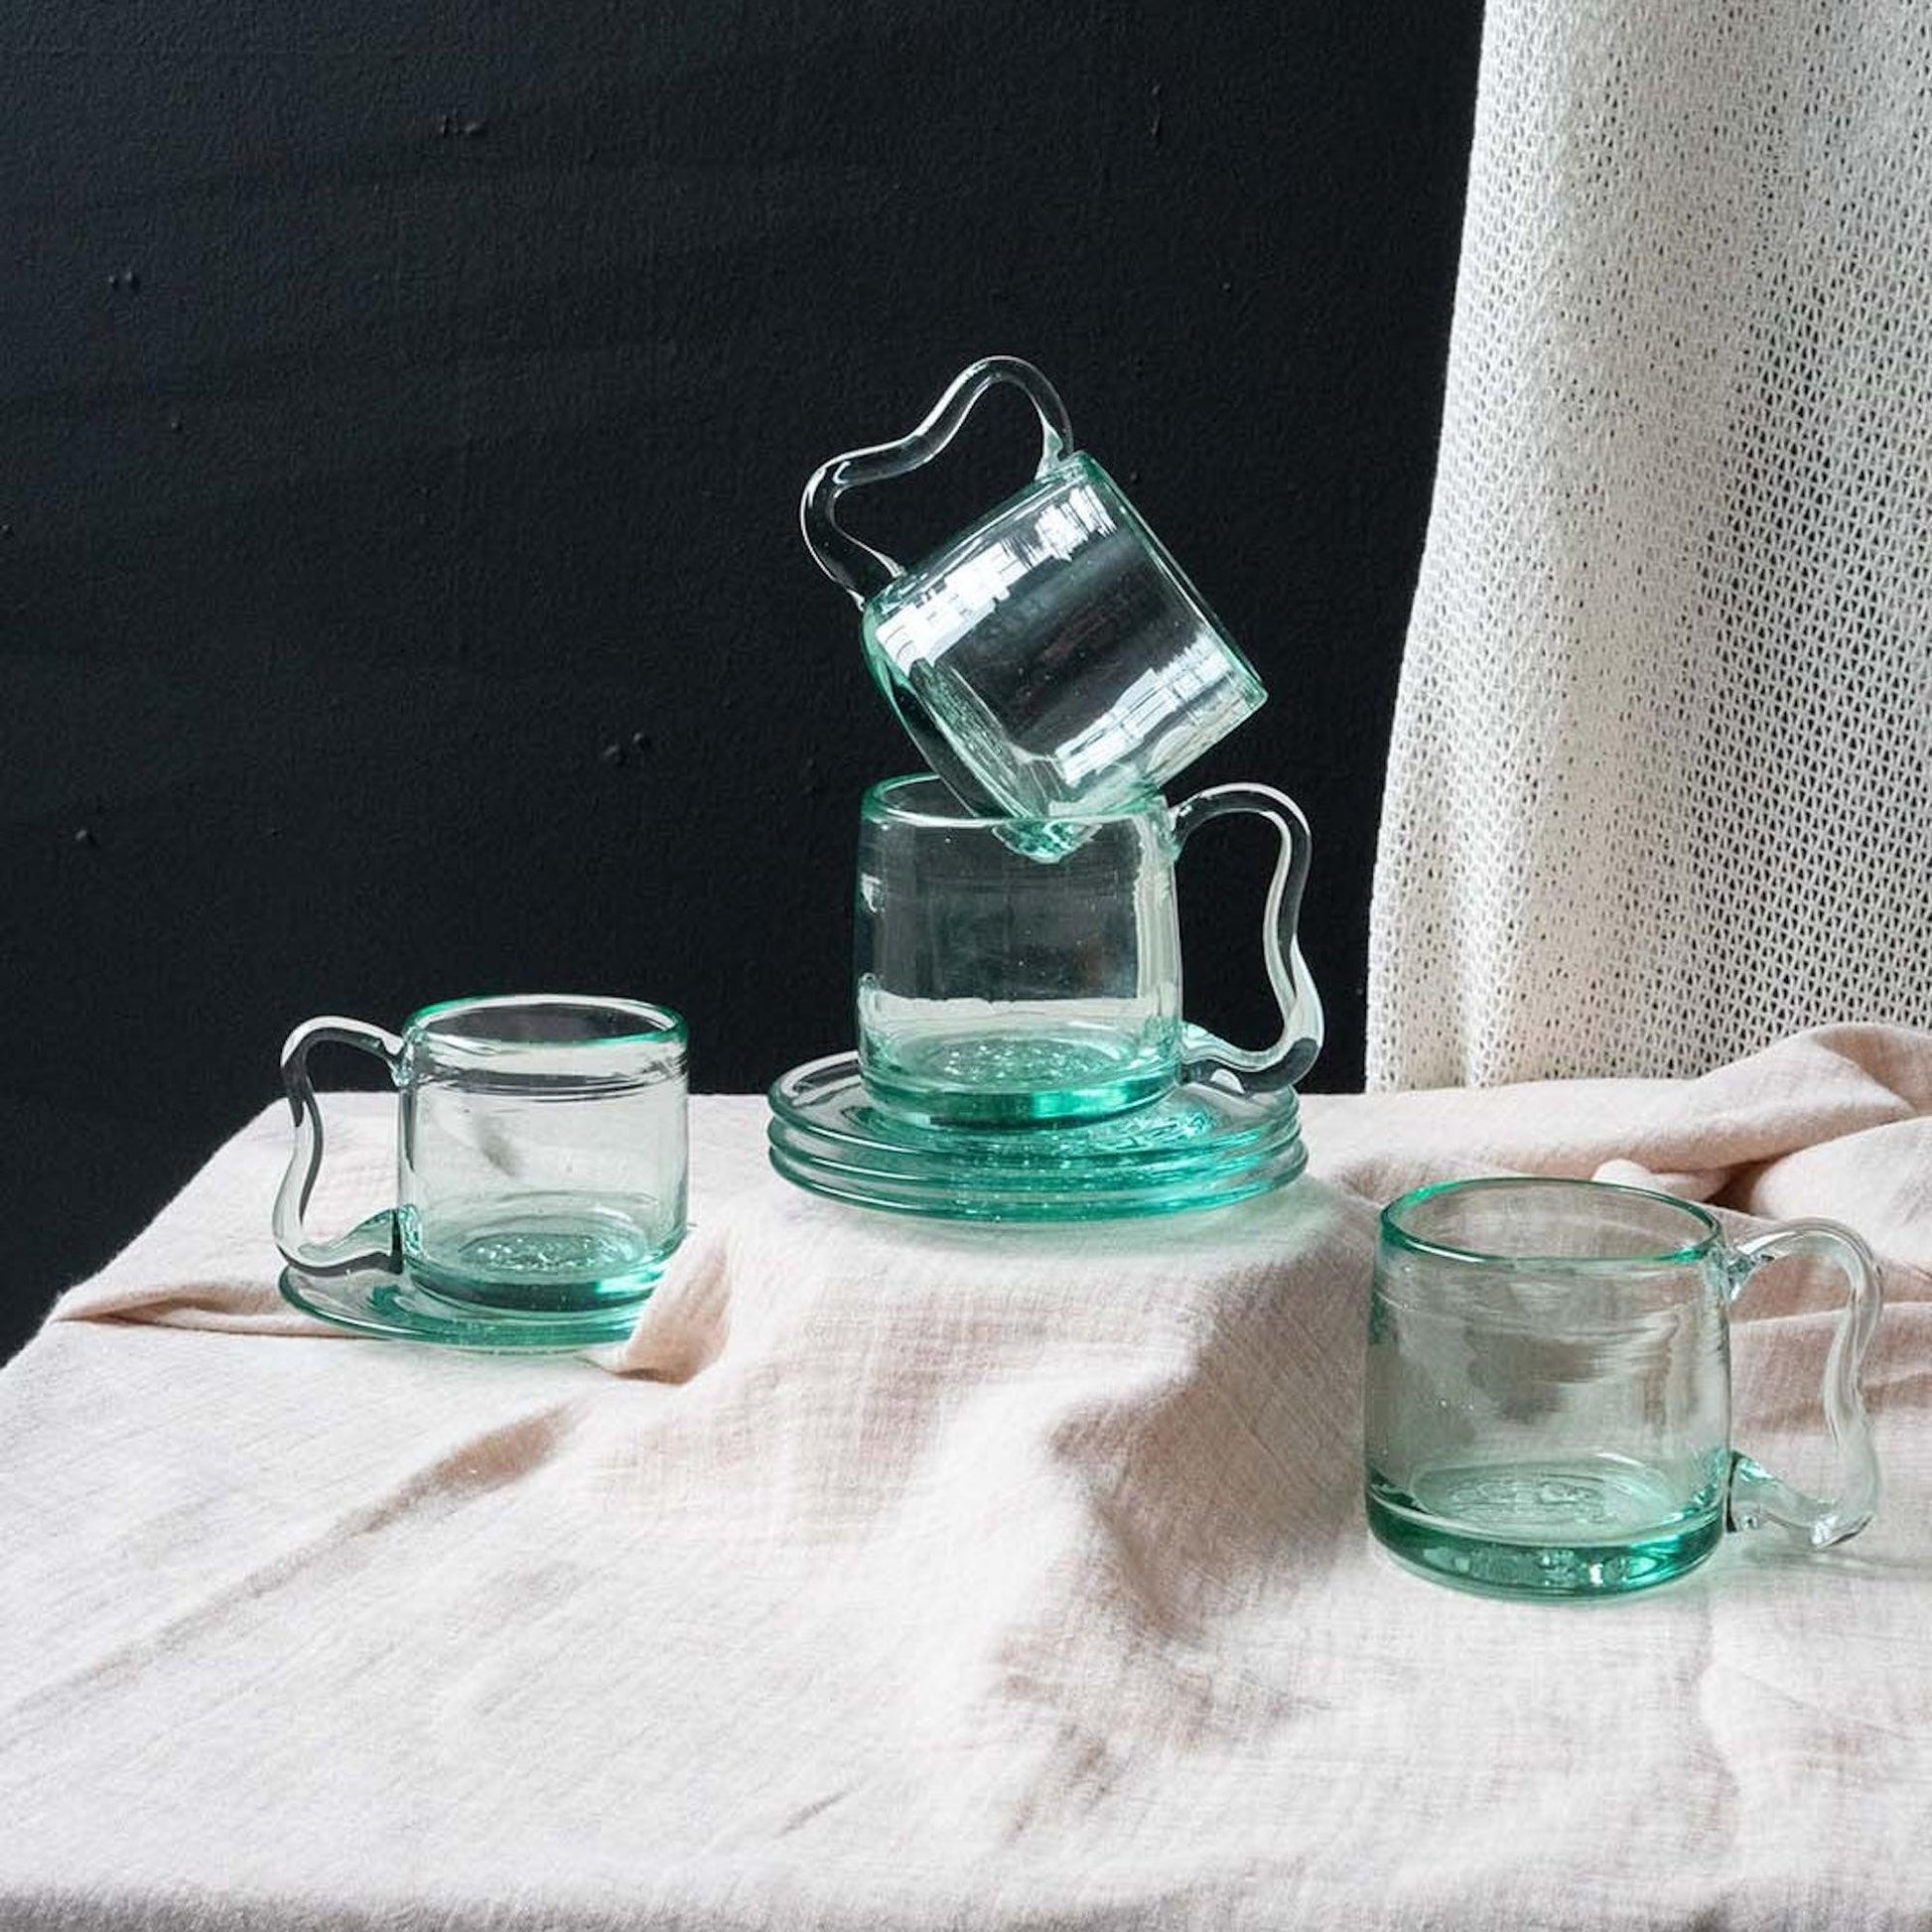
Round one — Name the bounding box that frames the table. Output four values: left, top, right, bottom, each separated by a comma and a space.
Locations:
5, 1026, 1929, 1929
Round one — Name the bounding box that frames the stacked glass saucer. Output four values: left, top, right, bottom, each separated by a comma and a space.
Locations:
768, 1051, 1308, 1222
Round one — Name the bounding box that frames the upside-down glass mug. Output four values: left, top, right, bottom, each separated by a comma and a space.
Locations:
854, 773, 1322, 1127
801, 355, 1266, 822
1365, 1176, 1883, 1598
273, 995, 687, 1313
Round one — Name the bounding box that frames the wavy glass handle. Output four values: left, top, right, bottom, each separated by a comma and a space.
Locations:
1725, 1219, 1883, 1548
799, 355, 1074, 604
272, 1017, 404, 1278
1171, 782, 1323, 1092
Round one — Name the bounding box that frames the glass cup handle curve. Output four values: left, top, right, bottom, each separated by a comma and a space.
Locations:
1171, 782, 1324, 1092
1725, 1220, 1884, 1548
272, 1017, 404, 1278
799, 354, 1074, 605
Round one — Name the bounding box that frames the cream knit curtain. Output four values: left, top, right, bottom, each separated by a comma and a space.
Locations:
1367, 0, 1932, 1088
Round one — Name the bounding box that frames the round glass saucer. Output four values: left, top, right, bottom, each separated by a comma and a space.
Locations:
280, 1243, 648, 1351
766, 1052, 1307, 1221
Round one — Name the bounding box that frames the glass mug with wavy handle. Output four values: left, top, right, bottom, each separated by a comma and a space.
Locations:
802, 355, 1266, 822
274, 995, 687, 1313
854, 773, 1322, 1127
1365, 1176, 1882, 1598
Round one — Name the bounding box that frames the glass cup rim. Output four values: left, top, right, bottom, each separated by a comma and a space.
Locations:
404, 993, 686, 1050
875, 451, 1116, 600
1380, 1174, 1724, 1268
861, 772, 1166, 833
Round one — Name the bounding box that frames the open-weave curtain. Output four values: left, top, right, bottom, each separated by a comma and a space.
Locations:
1367, 0, 1932, 1088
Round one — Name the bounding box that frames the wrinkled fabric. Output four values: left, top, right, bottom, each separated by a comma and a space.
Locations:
4, 1026, 1930, 1930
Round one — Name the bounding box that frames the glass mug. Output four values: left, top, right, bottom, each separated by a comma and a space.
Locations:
1365, 1176, 1883, 1598
801, 355, 1266, 821
273, 995, 687, 1313
854, 773, 1322, 1127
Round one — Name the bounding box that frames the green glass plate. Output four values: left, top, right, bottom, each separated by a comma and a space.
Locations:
280, 1247, 647, 1351
766, 1052, 1308, 1221
771, 1053, 1301, 1170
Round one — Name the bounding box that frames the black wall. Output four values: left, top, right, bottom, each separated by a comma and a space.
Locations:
3, 1, 1481, 1344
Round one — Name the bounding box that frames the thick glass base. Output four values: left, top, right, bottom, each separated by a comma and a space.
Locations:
859, 1064, 1175, 1130
400, 1198, 672, 1313
857, 1015, 1177, 1129
1366, 1457, 1725, 1598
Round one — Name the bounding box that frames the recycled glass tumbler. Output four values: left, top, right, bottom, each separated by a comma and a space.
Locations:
274, 995, 687, 1313
1365, 1177, 1882, 1598
802, 355, 1266, 820
853, 773, 1321, 1127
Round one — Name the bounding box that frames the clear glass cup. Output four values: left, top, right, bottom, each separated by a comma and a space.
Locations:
854, 773, 1322, 1127
273, 995, 687, 1313
1365, 1176, 1883, 1598
802, 355, 1266, 820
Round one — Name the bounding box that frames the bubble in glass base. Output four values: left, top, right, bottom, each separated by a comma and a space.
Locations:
859, 1009, 1176, 1128
401, 1195, 676, 1313
1365, 1453, 1726, 1598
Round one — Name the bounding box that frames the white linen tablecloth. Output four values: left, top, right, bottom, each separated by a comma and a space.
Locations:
4, 1025, 1929, 1929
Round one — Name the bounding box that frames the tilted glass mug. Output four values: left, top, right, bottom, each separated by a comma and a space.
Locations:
802, 355, 1267, 821
854, 773, 1322, 1127
1365, 1176, 1882, 1598
274, 994, 687, 1313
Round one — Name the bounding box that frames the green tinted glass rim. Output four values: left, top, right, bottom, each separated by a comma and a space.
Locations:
405, 994, 687, 1048
1380, 1175, 1723, 1268
861, 772, 1164, 833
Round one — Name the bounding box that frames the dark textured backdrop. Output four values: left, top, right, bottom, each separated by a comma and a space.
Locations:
3, 0, 1482, 1347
